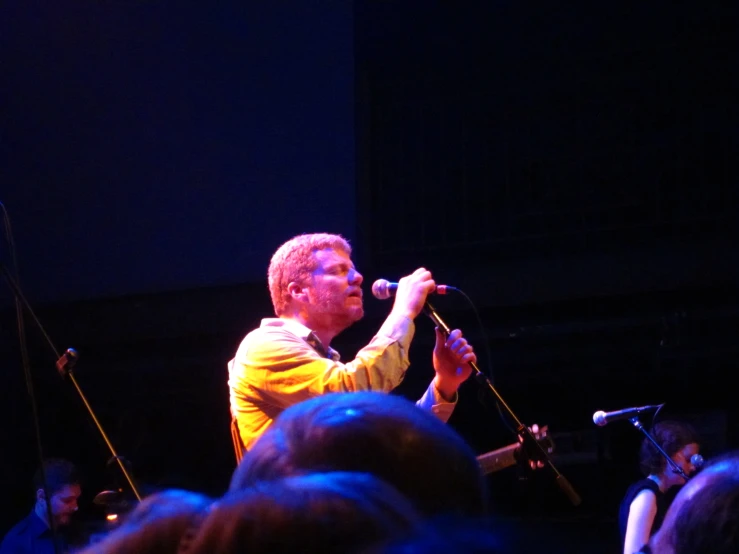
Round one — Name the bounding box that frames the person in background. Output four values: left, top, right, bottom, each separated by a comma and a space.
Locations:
0, 459, 82, 554
619, 420, 700, 554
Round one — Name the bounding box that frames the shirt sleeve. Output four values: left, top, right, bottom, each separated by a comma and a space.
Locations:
415, 380, 457, 423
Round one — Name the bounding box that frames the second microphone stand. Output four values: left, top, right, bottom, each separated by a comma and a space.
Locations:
629, 416, 691, 481
1, 263, 142, 502
424, 300, 582, 506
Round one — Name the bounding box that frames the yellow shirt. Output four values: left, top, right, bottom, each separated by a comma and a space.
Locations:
229, 315, 456, 451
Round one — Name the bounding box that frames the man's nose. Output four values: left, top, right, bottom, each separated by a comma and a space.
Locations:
350, 269, 363, 285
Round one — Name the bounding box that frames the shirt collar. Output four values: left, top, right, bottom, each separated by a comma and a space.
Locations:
260, 318, 340, 361
28, 510, 51, 538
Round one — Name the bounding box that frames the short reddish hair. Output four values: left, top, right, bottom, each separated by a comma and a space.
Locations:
267, 233, 351, 316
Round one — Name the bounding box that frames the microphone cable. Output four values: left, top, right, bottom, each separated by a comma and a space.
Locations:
0, 201, 60, 554
651, 402, 665, 428
442, 285, 517, 435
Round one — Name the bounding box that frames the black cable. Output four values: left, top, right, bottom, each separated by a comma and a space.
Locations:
447, 287, 495, 383
0, 201, 59, 554
449, 287, 517, 434
0, 210, 143, 504
651, 403, 666, 428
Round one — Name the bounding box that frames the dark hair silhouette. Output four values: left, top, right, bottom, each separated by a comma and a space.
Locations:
231, 391, 488, 517
77, 489, 213, 554
639, 420, 699, 476
187, 472, 420, 554
655, 450, 739, 554
33, 458, 80, 496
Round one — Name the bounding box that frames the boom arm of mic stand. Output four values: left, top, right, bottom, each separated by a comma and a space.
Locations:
0, 263, 143, 502
630, 417, 691, 481
423, 300, 582, 506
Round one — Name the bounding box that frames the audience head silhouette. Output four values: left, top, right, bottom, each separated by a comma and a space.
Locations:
649, 450, 739, 554
186, 472, 420, 554
230, 391, 488, 517
76, 489, 213, 554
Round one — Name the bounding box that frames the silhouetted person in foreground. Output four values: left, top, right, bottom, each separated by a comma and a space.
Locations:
231, 391, 488, 518
76, 489, 213, 554
187, 472, 420, 554
646, 449, 739, 554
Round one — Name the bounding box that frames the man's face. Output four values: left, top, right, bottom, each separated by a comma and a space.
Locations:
304, 248, 364, 331
47, 484, 81, 527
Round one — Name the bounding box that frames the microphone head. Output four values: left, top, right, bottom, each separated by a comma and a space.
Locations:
371, 279, 393, 300
690, 453, 704, 470
592, 411, 607, 427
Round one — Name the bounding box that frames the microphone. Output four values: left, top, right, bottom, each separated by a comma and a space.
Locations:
592, 404, 662, 426
55, 347, 79, 376
371, 279, 455, 300
690, 454, 704, 470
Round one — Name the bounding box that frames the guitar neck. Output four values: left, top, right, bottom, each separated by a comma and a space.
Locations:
477, 443, 519, 475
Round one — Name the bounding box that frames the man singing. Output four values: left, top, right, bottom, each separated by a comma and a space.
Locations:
229, 233, 477, 453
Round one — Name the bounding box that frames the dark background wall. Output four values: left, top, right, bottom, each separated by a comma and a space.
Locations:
0, 0, 355, 303
1, 1, 737, 552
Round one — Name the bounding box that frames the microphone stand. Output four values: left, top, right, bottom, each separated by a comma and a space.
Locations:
0, 263, 143, 502
629, 417, 691, 481
424, 300, 582, 506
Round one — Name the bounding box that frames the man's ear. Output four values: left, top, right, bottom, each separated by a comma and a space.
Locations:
287, 281, 309, 303
36, 489, 46, 503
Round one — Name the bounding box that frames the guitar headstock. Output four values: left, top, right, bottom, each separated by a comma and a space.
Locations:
476, 424, 556, 476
